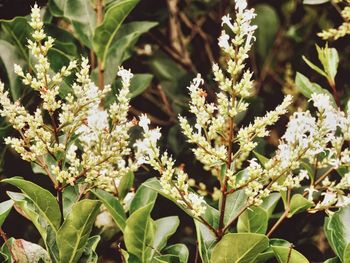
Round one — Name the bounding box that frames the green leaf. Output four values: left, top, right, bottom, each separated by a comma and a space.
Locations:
56, 199, 101, 263
118, 172, 134, 200
91, 189, 126, 231
316, 45, 339, 83
7, 192, 59, 262
62, 185, 80, 218
223, 189, 248, 226
324, 205, 350, 261
303, 0, 330, 4
253, 5, 280, 61
104, 21, 157, 84
162, 244, 189, 263
211, 233, 269, 263
302, 56, 327, 78
129, 74, 153, 98
272, 246, 309, 263
253, 151, 269, 167
129, 184, 157, 215
237, 206, 268, 234
77, 235, 100, 263
0, 17, 31, 61
0, 200, 13, 227
0, 40, 26, 100
93, 0, 139, 64
295, 72, 336, 106
288, 194, 313, 217
344, 243, 350, 263
195, 220, 217, 263
261, 193, 280, 218
124, 202, 155, 262
2, 177, 61, 229
153, 216, 179, 252
64, 0, 96, 48
324, 257, 341, 263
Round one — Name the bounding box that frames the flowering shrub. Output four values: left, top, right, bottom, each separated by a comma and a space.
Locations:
0, 0, 349, 262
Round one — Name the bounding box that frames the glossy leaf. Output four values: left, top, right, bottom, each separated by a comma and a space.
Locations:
223, 189, 248, 225
153, 216, 179, 252
288, 194, 313, 217
324, 205, 350, 261
272, 246, 309, 263
0, 40, 25, 100
62, 185, 80, 218
195, 220, 217, 263
124, 202, 155, 262
303, 0, 330, 4
92, 189, 127, 231
77, 235, 100, 263
2, 177, 61, 229
316, 45, 339, 83
302, 56, 327, 78
7, 192, 59, 262
64, 0, 96, 48
295, 72, 336, 106
129, 184, 157, 215
261, 193, 280, 218
56, 199, 101, 263
211, 233, 269, 263
104, 21, 157, 84
237, 206, 268, 234
118, 172, 134, 200
93, 0, 139, 64
0, 200, 13, 227
162, 244, 189, 263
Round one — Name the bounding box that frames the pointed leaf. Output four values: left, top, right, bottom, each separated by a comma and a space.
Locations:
2, 177, 61, 229
91, 189, 126, 231
0, 200, 13, 227
211, 233, 269, 263
93, 0, 139, 64
162, 244, 189, 263
129, 184, 157, 215
223, 189, 248, 225
302, 56, 327, 78
272, 246, 309, 263
153, 216, 179, 252
288, 194, 313, 217
11, 239, 51, 263
237, 206, 268, 234
124, 202, 155, 262
56, 199, 101, 263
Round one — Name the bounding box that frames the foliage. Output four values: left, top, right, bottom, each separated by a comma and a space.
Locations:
0, 0, 349, 262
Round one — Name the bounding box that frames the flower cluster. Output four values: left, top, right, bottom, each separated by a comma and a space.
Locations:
135, 114, 206, 217
0, 4, 137, 193
318, 0, 350, 40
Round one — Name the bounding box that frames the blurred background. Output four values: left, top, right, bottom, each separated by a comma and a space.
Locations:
0, 0, 349, 262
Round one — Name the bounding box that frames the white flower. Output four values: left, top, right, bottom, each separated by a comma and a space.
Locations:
235, 0, 247, 11
117, 67, 133, 85
218, 32, 230, 49
139, 114, 151, 132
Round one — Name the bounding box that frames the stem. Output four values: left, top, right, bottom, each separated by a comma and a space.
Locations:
221, 204, 249, 234
218, 118, 234, 237
329, 80, 340, 107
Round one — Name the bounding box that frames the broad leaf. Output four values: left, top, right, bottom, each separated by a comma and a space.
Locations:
7, 192, 59, 262
129, 184, 157, 215
0, 40, 26, 100
261, 193, 280, 218
211, 233, 269, 263
223, 189, 248, 225
93, 0, 139, 64
64, 0, 96, 48
272, 246, 309, 263
303, 0, 330, 4
104, 21, 157, 84
11, 239, 51, 263
77, 235, 100, 263
288, 194, 313, 217
195, 220, 217, 263
237, 206, 268, 234
324, 205, 350, 261
153, 216, 179, 252
92, 189, 126, 231
56, 199, 101, 263
118, 172, 134, 200
124, 202, 155, 262
316, 45, 339, 83
295, 72, 336, 106
0, 200, 13, 227
162, 244, 189, 263
2, 177, 61, 229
